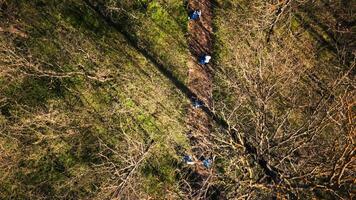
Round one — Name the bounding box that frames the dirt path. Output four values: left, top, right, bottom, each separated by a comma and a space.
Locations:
187, 0, 213, 164
185, 0, 216, 197
185, 2, 281, 191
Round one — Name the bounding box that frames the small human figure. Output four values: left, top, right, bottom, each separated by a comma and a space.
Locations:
183, 155, 195, 165
193, 99, 204, 108
199, 55, 211, 65
188, 10, 202, 20
202, 158, 212, 169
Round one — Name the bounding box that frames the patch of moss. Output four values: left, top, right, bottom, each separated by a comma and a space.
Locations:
4, 77, 64, 108
141, 153, 178, 196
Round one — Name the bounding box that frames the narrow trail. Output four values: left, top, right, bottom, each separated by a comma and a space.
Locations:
187, 0, 214, 158
184, 1, 282, 197
185, 0, 217, 197
84, 0, 282, 197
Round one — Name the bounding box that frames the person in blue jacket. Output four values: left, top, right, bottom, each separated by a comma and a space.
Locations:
183, 155, 195, 165
188, 10, 202, 20
199, 55, 211, 65
193, 99, 204, 108
202, 158, 212, 169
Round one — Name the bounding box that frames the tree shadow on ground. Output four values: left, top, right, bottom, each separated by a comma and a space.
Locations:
84, 0, 283, 186
296, 2, 355, 67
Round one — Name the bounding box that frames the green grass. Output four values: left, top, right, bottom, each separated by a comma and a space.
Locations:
0, 0, 190, 198
2, 0, 352, 199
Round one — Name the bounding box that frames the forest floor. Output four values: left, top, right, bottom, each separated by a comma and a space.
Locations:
186, 0, 216, 196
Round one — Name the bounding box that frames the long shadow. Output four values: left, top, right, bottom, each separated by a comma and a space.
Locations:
84, 0, 225, 135
294, 14, 337, 54
84, 0, 282, 184
321, 0, 356, 30
298, 6, 339, 45
84, 0, 197, 98
298, 4, 355, 67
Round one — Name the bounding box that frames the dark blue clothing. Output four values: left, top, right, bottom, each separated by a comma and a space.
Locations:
193, 99, 204, 108
199, 56, 206, 64
203, 159, 212, 168
199, 55, 211, 64
189, 11, 200, 20
183, 155, 193, 163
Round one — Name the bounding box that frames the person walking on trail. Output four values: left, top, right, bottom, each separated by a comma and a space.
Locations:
191, 96, 204, 108
188, 9, 201, 20
183, 155, 213, 169
183, 155, 195, 165
193, 99, 204, 108
199, 55, 211, 65
202, 158, 212, 169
